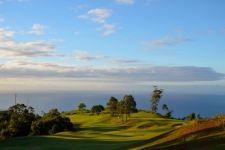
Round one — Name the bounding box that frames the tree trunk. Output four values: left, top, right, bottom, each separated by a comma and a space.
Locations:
111, 110, 114, 116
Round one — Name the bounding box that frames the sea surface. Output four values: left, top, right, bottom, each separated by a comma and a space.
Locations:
0, 91, 224, 118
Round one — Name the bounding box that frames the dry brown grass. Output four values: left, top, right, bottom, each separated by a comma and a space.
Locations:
148, 114, 225, 149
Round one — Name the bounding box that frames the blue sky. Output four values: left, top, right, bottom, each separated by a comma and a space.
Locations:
0, 0, 225, 93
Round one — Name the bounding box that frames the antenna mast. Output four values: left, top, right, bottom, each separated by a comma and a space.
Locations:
15, 94, 17, 105
27, 99, 29, 107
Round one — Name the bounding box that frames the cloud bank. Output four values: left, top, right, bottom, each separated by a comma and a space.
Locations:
0, 60, 224, 82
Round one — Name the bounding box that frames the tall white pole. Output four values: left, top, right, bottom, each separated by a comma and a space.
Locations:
15, 94, 17, 105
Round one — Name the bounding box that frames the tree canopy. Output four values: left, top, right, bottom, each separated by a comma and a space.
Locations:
0, 104, 73, 139
151, 86, 163, 113
162, 104, 169, 112
117, 95, 137, 121
78, 103, 86, 114
30, 108, 73, 135
187, 113, 196, 121
91, 105, 105, 115
106, 96, 118, 116
162, 104, 173, 118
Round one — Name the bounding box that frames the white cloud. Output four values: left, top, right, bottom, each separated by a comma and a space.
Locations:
96, 56, 109, 59
28, 23, 45, 35
110, 59, 140, 66
141, 36, 191, 46
32, 24, 44, 30
75, 56, 97, 61
87, 9, 112, 23
28, 30, 44, 35
103, 30, 115, 36
78, 9, 115, 36
78, 15, 89, 19
0, 41, 56, 58
74, 50, 108, 61
115, 0, 135, 5
75, 31, 81, 35
0, 28, 56, 58
0, 60, 224, 82
145, 0, 157, 6
0, 18, 4, 22
72, 5, 87, 12
0, 28, 15, 37
102, 23, 115, 35
75, 50, 90, 56
0, 1, 3, 4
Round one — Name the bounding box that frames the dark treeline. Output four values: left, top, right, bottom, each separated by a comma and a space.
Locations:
0, 104, 73, 140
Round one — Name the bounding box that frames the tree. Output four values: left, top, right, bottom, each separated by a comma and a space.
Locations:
30, 108, 73, 135
78, 103, 86, 114
123, 95, 137, 121
197, 114, 202, 120
0, 112, 10, 139
0, 105, 73, 139
165, 110, 174, 118
162, 104, 173, 118
117, 100, 125, 121
106, 96, 118, 116
8, 104, 35, 137
187, 113, 196, 121
117, 95, 137, 122
91, 105, 104, 115
151, 86, 163, 113
0, 104, 35, 139
162, 104, 169, 112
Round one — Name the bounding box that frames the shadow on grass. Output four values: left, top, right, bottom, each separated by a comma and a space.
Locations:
81, 126, 131, 132
3, 128, 222, 150
0, 135, 145, 150
2, 123, 222, 150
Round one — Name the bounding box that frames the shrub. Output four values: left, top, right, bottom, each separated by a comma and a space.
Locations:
30, 109, 73, 135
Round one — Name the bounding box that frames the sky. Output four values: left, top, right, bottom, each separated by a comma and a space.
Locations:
0, 0, 225, 93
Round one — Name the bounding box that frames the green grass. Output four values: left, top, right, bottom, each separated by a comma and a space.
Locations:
0, 112, 224, 150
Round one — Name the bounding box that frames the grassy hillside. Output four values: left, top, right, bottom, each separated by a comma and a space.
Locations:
128, 115, 225, 150
0, 111, 224, 150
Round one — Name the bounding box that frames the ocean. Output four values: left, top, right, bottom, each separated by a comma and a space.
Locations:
0, 91, 224, 118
